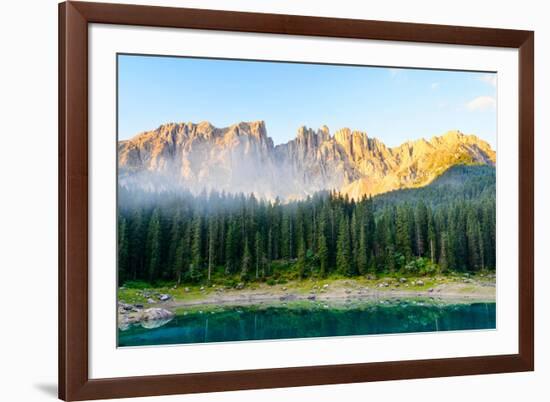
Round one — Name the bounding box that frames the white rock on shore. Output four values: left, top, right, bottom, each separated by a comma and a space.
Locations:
141, 308, 174, 321
118, 307, 175, 331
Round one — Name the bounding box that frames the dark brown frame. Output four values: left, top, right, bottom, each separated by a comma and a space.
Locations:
59, 1, 534, 400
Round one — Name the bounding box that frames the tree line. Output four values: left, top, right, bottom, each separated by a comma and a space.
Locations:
117, 166, 496, 285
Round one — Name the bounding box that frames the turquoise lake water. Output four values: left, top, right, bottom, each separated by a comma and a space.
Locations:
118, 300, 496, 347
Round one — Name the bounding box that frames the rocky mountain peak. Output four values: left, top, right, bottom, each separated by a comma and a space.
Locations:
119, 120, 496, 200
231, 120, 267, 137
441, 129, 465, 139
293, 125, 329, 149
431, 130, 471, 146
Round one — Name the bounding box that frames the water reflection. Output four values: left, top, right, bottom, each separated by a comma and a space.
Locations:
118, 300, 496, 347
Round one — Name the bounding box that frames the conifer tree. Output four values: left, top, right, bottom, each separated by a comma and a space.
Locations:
117, 214, 129, 284
190, 214, 202, 279
318, 232, 329, 277
225, 222, 237, 274
396, 206, 412, 263
129, 208, 145, 280
336, 216, 352, 276
415, 201, 429, 257
241, 239, 252, 279
174, 230, 189, 285
255, 230, 263, 279
439, 231, 449, 272
466, 209, 481, 271
207, 216, 216, 281
146, 208, 161, 282
167, 210, 181, 278
296, 235, 307, 278
357, 225, 368, 274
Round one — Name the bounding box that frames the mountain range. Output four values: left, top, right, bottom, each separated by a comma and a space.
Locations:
118, 120, 496, 200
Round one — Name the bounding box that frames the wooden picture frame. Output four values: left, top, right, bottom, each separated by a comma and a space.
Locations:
59, 1, 534, 400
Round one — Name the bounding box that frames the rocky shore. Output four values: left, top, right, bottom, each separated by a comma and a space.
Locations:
118, 275, 495, 330
118, 303, 174, 331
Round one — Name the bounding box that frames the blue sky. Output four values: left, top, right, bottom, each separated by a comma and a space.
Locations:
118, 54, 497, 148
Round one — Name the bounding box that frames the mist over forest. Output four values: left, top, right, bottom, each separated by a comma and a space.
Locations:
117, 165, 496, 286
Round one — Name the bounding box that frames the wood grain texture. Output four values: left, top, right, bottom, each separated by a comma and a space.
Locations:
59, 2, 89, 400
58, 1, 534, 400
518, 32, 535, 370
72, 1, 531, 48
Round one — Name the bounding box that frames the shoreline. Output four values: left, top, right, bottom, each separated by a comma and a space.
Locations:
164, 285, 495, 309
118, 275, 495, 327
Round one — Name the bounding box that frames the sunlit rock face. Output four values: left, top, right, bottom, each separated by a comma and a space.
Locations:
118, 120, 495, 200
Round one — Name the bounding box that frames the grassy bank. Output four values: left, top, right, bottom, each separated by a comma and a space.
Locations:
118, 270, 496, 309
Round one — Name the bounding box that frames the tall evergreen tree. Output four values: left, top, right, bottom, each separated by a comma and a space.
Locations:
357, 225, 368, 274
466, 209, 481, 271
439, 231, 449, 272
428, 212, 436, 263
415, 201, 429, 257
395, 206, 412, 265
190, 214, 202, 279
173, 227, 190, 285
128, 208, 145, 280
207, 216, 217, 281
241, 239, 252, 279
117, 214, 129, 284
225, 222, 237, 274
255, 230, 264, 279
296, 235, 307, 278
146, 209, 161, 282
336, 216, 352, 276
318, 232, 329, 277
166, 210, 181, 279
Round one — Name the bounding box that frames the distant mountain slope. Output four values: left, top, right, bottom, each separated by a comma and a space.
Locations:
118, 120, 496, 200
372, 164, 496, 209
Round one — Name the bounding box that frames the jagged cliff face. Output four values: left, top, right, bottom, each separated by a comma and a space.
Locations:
118, 120, 496, 200
118, 121, 281, 198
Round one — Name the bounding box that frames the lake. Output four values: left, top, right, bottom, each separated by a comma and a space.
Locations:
118, 299, 496, 347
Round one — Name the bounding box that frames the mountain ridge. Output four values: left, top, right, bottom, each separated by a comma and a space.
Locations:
118, 120, 495, 200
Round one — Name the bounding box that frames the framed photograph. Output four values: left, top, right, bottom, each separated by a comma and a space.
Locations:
59, 1, 534, 400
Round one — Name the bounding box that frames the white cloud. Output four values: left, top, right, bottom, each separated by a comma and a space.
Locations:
431, 82, 440, 89
478, 74, 497, 87
466, 95, 496, 111
388, 68, 400, 77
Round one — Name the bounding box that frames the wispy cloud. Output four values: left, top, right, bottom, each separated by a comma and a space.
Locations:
388, 68, 401, 77
478, 74, 497, 87
466, 95, 496, 111
431, 82, 440, 90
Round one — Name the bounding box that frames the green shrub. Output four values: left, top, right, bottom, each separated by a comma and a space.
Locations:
224, 279, 237, 288
122, 280, 150, 289
403, 257, 439, 276
419, 262, 438, 276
